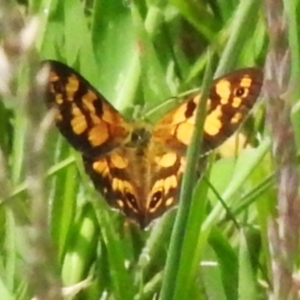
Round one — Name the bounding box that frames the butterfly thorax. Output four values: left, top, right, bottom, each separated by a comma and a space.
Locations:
127, 124, 151, 148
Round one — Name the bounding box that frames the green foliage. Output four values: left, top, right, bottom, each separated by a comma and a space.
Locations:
0, 0, 299, 299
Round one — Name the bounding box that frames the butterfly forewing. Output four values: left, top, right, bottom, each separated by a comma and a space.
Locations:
152, 68, 263, 153
203, 68, 263, 151
43, 60, 130, 157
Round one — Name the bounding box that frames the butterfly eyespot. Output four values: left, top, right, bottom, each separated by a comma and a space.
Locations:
149, 191, 163, 210
235, 87, 246, 97
125, 192, 139, 211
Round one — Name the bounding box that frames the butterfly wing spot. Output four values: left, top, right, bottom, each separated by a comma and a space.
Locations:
175, 122, 194, 145
71, 104, 82, 116
82, 90, 98, 113
117, 199, 124, 208
172, 103, 190, 124
216, 80, 231, 104
102, 102, 122, 123
204, 105, 223, 136
55, 94, 64, 105
71, 114, 88, 135
88, 121, 109, 146
110, 153, 128, 169
155, 152, 177, 168
165, 175, 177, 191
66, 74, 79, 100
232, 96, 242, 108
93, 160, 110, 177
112, 177, 122, 192
231, 112, 243, 124
165, 197, 175, 207
240, 76, 252, 88
71, 104, 88, 134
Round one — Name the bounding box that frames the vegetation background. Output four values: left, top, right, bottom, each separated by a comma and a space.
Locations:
0, 0, 299, 299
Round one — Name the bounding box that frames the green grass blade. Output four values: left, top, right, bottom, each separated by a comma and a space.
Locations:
160, 55, 213, 300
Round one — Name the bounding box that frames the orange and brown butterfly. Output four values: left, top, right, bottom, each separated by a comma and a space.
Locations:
42, 60, 263, 228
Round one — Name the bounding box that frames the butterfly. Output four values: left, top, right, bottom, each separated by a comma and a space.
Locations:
43, 60, 263, 228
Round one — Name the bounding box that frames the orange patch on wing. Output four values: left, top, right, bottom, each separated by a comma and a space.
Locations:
71, 105, 87, 134
176, 122, 194, 145
102, 102, 120, 124
204, 105, 223, 136
88, 122, 109, 146
231, 112, 243, 124
165, 197, 174, 207
66, 75, 79, 100
93, 159, 109, 176
155, 152, 177, 168
216, 80, 231, 104
110, 153, 128, 169
82, 90, 98, 113
232, 97, 242, 108
241, 76, 252, 87
164, 175, 177, 191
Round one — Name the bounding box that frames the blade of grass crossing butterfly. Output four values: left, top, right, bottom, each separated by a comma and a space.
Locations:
159, 55, 213, 300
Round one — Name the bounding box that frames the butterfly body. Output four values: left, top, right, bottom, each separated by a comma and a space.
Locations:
43, 60, 263, 227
